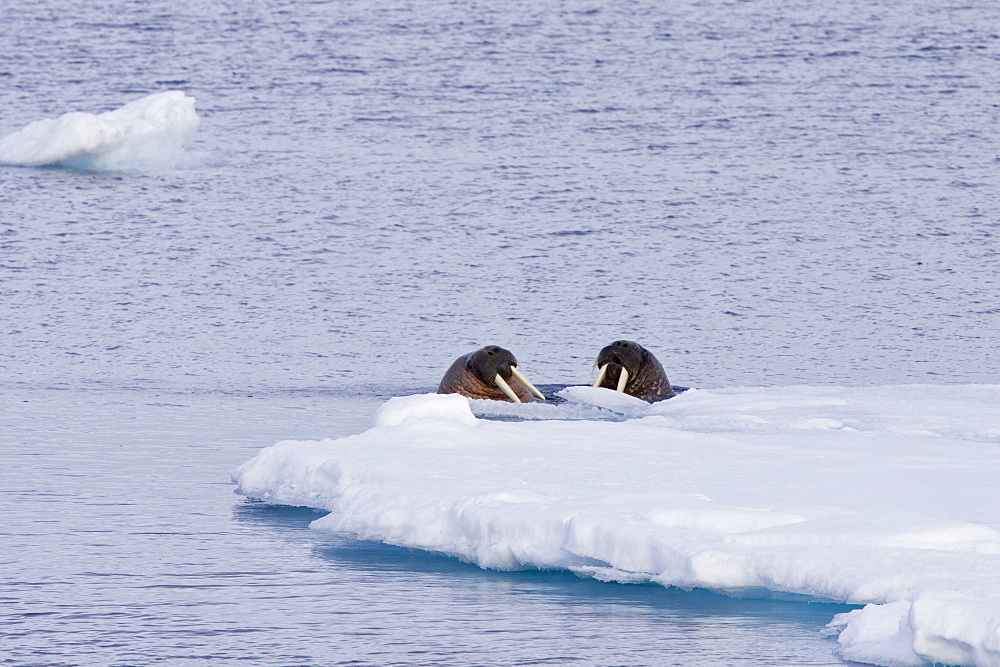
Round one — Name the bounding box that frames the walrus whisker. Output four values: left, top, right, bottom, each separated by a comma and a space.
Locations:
510, 367, 545, 400
494, 374, 522, 403
593, 363, 608, 388
616, 367, 629, 393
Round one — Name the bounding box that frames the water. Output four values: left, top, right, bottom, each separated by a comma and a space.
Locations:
3, 0, 998, 393
2, 0, 997, 664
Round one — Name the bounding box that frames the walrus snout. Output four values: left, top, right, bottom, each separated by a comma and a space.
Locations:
438, 345, 546, 403
593, 340, 676, 402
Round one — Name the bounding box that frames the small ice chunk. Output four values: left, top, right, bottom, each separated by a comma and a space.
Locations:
829, 601, 923, 666
372, 393, 477, 427
0, 91, 200, 169
557, 385, 651, 414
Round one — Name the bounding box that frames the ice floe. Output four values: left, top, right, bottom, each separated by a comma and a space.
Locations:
233, 385, 1000, 667
0, 91, 200, 170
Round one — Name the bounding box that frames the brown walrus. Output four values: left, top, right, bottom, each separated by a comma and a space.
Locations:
437, 345, 546, 403
592, 340, 676, 402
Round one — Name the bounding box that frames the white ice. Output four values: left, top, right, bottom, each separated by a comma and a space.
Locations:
0, 91, 200, 170
233, 386, 1000, 667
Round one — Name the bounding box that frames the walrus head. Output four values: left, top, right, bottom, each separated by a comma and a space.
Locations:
593, 340, 676, 402
438, 345, 546, 403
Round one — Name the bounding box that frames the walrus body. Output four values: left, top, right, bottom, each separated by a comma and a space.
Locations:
593, 340, 676, 402
438, 345, 545, 403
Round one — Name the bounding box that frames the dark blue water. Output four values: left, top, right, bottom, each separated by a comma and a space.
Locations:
2, 0, 997, 664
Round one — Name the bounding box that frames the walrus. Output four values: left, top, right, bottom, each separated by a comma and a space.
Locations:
437, 345, 546, 403
592, 340, 676, 402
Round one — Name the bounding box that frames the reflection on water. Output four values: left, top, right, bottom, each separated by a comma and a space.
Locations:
234, 502, 857, 666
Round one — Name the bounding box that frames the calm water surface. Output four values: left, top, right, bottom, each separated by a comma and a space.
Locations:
2, 0, 998, 664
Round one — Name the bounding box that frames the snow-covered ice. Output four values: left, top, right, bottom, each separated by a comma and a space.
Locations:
0, 91, 200, 170
233, 386, 1000, 667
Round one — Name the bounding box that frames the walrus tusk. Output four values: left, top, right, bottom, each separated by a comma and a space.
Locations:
616, 367, 629, 393
510, 367, 545, 400
593, 363, 608, 388
494, 374, 522, 403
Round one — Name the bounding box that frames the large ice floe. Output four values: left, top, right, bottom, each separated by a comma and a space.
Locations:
0, 91, 200, 170
233, 385, 1000, 667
